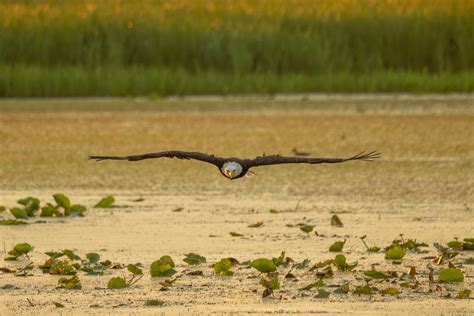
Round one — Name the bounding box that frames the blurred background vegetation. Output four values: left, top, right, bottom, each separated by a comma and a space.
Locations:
0, 0, 473, 97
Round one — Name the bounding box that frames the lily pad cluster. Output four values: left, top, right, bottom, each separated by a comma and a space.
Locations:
1, 236, 472, 303
0, 194, 118, 224
250, 252, 287, 297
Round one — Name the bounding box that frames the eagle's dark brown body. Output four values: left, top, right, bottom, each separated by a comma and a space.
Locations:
89, 150, 381, 180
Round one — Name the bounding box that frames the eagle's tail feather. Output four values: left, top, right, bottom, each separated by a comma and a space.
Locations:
348, 150, 381, 162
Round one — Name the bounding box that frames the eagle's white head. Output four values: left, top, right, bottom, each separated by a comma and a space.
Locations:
222, 161, 243, 179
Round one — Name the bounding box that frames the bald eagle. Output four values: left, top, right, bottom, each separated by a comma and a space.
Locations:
89, 150, 380, 180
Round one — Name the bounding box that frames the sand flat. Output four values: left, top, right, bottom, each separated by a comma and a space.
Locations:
0, 98, 473, 314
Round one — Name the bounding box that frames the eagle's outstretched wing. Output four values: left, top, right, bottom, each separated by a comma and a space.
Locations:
89, 150, 226, 167
245, 151, 381, 168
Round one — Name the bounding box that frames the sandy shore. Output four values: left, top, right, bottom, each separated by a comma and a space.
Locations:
0, 98, 473, 314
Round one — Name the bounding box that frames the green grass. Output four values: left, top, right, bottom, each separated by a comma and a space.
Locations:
2, 66, 474, 97
1, 0, 474, 96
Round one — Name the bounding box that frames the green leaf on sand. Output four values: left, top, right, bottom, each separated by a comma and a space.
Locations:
250, 258, 276, 273
385, 246, 406, 260
183, 253, 206, 265
382, 287, 400, 295
53, 193, 71, 209
65, 204, 86, 216
329, 240, 346, 252
260, 275, 280, 290
457, 289, 471, 299
58, 276, 81, 289
127, 264, 143, 275
150, 256, 176, 277
7, 242, 33, 259
364, 270, 390, 279
86, 253, 100, 264
438, 268, 464, 283
300, 225, 314, 234
94, 196, 115, 208
331, 215, 343, 227
107, 277, 127, 289
214, 258, 234, 276
334, 254, 357, 271
10, 208, 28, 219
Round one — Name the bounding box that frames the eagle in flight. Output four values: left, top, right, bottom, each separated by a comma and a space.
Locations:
89, 150, 380, 180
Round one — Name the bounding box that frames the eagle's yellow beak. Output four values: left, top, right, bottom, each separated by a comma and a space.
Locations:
224, 169, 235, 178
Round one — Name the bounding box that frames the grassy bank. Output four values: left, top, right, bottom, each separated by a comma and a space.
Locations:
1, 66, 474, 97
1, 0, 473, 96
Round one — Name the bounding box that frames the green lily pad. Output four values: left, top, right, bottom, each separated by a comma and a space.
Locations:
107, 277, 127, 289
19, 197, 40, 216
334, 254, 357, 271
58, 276, 81, 289
364, 270, 390, 279
14, 243, 32, 254
300, 225, 314, 234
40, 204, 61, 217
438, 268, 464, 283
0, 206, 6, 212
230, 231, 244, 237
63, 249, 80, 260
127, 264, 143, 275
53, 302, 65, 308
150, 256, 176, 277
383, 287, 400, 295
53, 193, 71, 209
248, 221, 264, 228
49, 260, 77, 275
385, 246, 406, 260
95, 196, 115, 208
66, 204, 86, 216
10, 208, 28, 219
457, 289, 471, 299
250, 258, 276, 273
353, 284, 376, 295
334, 254, 346, 271
329, 240, 346, 252
86, 253, 100, 264
214, 258, 234, 276
447, 240, 463, 249
260, 275, 280, 290
7, 242, 33, 260
272, 251, 286, 267
331, 215, 343, 227
463, 240, 474, 250
183, 253, 206, 265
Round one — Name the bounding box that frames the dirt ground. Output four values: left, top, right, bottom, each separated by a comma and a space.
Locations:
0, 96, 473, 315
